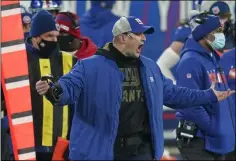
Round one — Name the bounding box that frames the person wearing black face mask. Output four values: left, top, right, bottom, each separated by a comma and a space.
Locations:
25, 10, 77, 161
55, 11, 97, 60
26, 10, 59, 59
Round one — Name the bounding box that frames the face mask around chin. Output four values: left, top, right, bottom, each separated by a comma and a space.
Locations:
36, 39, 58, 58
207, 33, 226, 50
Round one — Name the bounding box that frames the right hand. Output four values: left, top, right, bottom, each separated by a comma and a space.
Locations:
36, 80, 50, 95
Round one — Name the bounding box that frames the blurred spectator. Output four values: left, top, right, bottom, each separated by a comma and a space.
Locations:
157, 23, 191, 82
29, 0, 43, 14
21, 13, 33, 40
80, 0, 120, 47
21, 5, 33, 40
29, 0, 61, 17
220, 47, 236, 161
42, 0, 62, 17
156, 10, 199, 82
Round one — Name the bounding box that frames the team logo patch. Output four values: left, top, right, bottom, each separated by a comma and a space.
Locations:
59, 24, 70, 31
229, 67, 236, 79
150, 77, 154, 82
23, 15, 31, 24
39, 42, 45, 48
135, 18, 143, 25
212, 6, 220, 15
186, 73, 191, 79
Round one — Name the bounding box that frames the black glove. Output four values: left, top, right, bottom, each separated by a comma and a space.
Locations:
45, 83, 63, 105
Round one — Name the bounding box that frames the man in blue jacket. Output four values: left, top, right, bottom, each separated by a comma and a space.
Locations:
175, 12, 235, 160
80, 0, 120, 47
35, 16, 235, 160
220, 47, 236, 160
158, 1, 234, 82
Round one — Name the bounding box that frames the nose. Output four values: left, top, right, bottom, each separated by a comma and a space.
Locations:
53, 36, 58, 42
141, 33, 146, 41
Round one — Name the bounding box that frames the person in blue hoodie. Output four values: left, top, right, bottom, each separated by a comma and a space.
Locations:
220, 47, 236, 160
35, 16, 234, 160
175, 12, 235, 160
207, 1, 234, 52
20, 5, 33, 41
21, 12, 32, 41
157, 1, 234, 82
80, 0, 120, 47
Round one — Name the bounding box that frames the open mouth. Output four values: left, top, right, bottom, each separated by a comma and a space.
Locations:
137, 44, 144, 53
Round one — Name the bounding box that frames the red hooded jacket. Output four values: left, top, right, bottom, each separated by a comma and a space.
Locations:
74, 36, 97, 60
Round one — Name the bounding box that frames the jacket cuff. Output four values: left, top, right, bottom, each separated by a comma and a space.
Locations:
205, 89, 218, 103
45, 83, 63, 105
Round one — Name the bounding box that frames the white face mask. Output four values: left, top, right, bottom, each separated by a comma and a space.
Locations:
207, 33, 226, 50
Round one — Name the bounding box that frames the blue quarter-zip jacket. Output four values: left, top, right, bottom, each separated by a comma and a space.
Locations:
55, 48, 219, 160
175, 38, 235, 154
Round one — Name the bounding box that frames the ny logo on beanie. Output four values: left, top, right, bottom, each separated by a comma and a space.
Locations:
56, 23, 60, 31
212, 6, 220, 15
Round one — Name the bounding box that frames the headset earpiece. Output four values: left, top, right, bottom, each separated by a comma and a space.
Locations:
60, 12, 79, 30
194, 11, 210, 24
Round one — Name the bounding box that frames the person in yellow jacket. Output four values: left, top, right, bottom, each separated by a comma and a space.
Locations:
25, 10, 76, 160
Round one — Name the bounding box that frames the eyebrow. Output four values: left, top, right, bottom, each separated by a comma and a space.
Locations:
47, 33, 58, 37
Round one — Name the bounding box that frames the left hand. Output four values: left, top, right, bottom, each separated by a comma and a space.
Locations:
210, 81, 235, 101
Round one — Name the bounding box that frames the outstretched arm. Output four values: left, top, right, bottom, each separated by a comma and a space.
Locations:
36, 61, 85, 106
162, 58, 234, 107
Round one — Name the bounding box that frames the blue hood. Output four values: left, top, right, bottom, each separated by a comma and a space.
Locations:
25, 37, 39, 57
80, 6, 119, 29
181, 37, 220, 62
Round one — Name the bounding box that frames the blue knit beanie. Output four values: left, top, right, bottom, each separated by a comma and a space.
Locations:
30, 10, 57, 37
192, 14, 221, 41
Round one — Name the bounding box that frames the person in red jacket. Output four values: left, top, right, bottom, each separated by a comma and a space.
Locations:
55, 11, 97, 60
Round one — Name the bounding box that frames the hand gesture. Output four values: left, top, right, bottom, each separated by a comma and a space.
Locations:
210, 81, 235, 101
